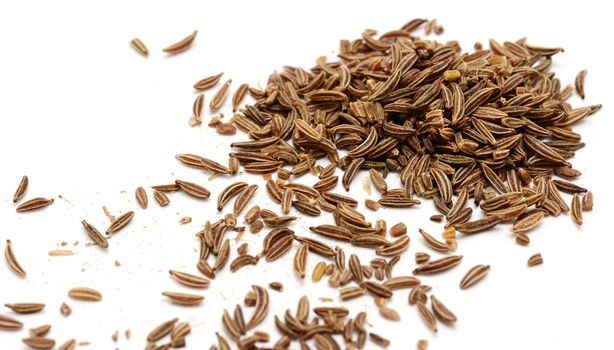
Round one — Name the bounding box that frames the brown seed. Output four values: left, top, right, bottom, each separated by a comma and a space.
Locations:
419, 228, 451, 252
58, 339, 76, 350
4, 303, 45, 314
293, 243, 308, 279
430, 295, 457, 325
130, 38, 148, 56
582, 192, 593, 211
151, 183, 180, 192
268, 282, 284, 292
22, 338, 56, 349
515, 232, 530, 246
369, 169, 388, 193
232, 83, 249, 112
413, 255, 463, 275
194, 72, 224, 91
361, 281, 393, 298
571, 193, 583, 225
211, 79, 232, 111
16, 197, 54, 212
169, 270, 210, 288
339, 286, 366, 301
162, 292, 204, 306
417, 302, 438, 333
365, 198, 381, 211
59, 303, 71, 316
176, 179, 211, 199
135, 187, 148, 209
0, 314, 23, 330
312, 261, 328, 282
417, 339, 428, 350
246, 285, 269, 330
383, 276, 421, 290
29, 324, 51, 337
415, 252, 431, 264
389, 222, 407, 237
147, 318, 178, 342
106, 211, 134, 234
455, 216, 500, 234
218, 182, 248, 211
163, 30, 197, 54
229, 254, 259, 272
192, 93, 204, 122
81, 220, 108, 248
153, 191, 170, 207
68, 287, 102, 301
234, 184, 258, 216
5, 239, 26, 277
379, 307, 400, 321
369, 333, 390, 348
13, 175, 28, 203
528, 253, 543, 267
460, 264, 490, 289
575, 69, 587, 99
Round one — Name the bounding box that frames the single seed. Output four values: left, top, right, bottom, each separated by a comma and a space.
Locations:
162, 292, 204, 306
106, 211, 134, 234
16, 197, 54, 212
135, 187, 148, 209
13, 175, 28, 203
4, 303, 45, 314
81, 220, 108, 248
130, 38, 148, 56
528, 253, 543, 267
460, 264, 490, 289
22, 338, 56, 349
5, 239, 26, 277
163, 30, 197, 54
68, 287, 102, 301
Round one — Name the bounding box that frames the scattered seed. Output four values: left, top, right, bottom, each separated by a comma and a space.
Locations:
528, 253, 543, 267
130, 38, 148, 56
13, 176, 28, 203
68, 287, 102, 301
163, 30, 197, 54
5, 240, 26, 277
16, 197, 54, 212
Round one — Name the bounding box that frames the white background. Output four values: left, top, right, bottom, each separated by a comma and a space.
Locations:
1, 1, 613, 349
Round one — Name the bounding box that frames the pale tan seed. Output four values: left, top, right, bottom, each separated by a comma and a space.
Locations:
194, 72, 224, 91
0, 314, 23, 330
169, 270, 210, 288
5, 239, 26, 277
16, 197, 54, 212
443, 69, 461, 81
379, 307, 400, 321
582, 192, 593, 211
575, 69, 587, 99
22, 338, 56, 349
178, 216, 192, 224
81, 220, 108, 248
162, 292, 204, 306
68, 287, 102, 301
176, 179, 211, 199
460, 264, 490, 289
5, 303, 45, 314
413, 255, 463, 275
417, 302, 438, 332
293, 243, 308, 279
130, 38, 149, 56
106, 211, 134, 234
135, 187, 148, 209
528, 253, 543, 267
312, 261, 328, 282
163, 30, 197, 54
58, 339, 76, 350
417, 339, 428, 350
13, 175, 28, 203
211, 79, 232, 111
430, 295, 457, 325
153, 191, 170, 207
571, 193, 583, 225
147, 318, 178, 342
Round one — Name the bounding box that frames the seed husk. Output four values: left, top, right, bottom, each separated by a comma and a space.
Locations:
460, 264, 490, 289
22, 338, 56, 349
4, 303, 45, 314
5, 239, 26, 277
162, 292, 204, 306
0, 314, 23, 330
135, 187, 148, 209
528, 253, 543, 267
13, 175, 28, 203
162, 30, 197, 54
106, 211, 134, 234
16, 197, 54, 212
413, 255, 463, 275
81, 220, 108, 248
68, 287, 102, 301
130, 38, 148, 56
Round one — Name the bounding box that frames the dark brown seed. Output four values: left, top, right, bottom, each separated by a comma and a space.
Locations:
575, 69, 587, 99
194, 72, 224, 91
106, 211, 134, 234
163, 30, 197, 54
218, 182, 248, 211
460, 264, 490, 289
13, 176, 28, 203
455, 216, 499, 234
81, 220, 108, 248
16, 197, 54, 212
135, 187, 148, 209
